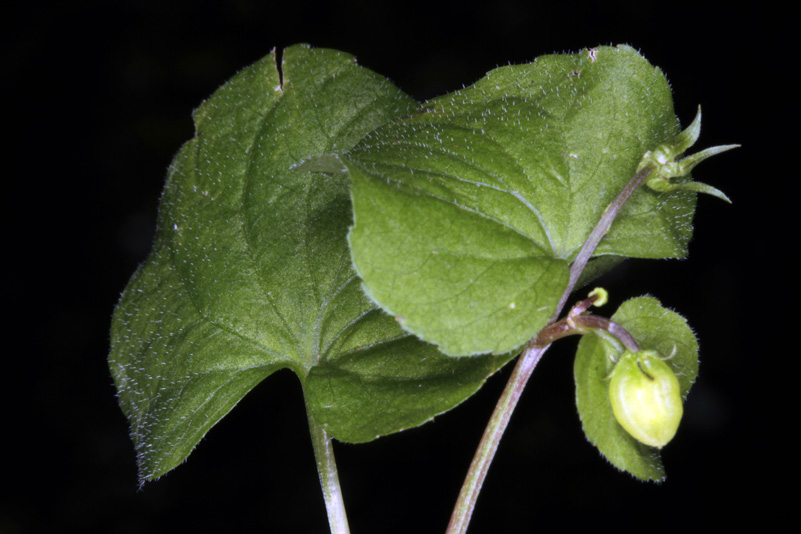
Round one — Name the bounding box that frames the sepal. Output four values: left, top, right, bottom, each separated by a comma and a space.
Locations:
637, 106, 738, 203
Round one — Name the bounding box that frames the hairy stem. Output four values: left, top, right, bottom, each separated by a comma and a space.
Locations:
533, 314, 640, 352
446, 165, 653, 534
446, 343, 549, 534
308, 412, 350, 534
572, 315, 640, 352
556, 166, 653, 314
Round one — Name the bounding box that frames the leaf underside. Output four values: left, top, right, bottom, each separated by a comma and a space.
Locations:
342, 45, 696, 356
573, 296, 699, 481
109, 45, 512, 484
111, 44, 706, 485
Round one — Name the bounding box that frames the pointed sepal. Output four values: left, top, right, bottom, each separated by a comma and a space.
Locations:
637, 106, 738, 203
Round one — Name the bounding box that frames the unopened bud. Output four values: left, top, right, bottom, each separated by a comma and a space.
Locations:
608, 350, 683, 448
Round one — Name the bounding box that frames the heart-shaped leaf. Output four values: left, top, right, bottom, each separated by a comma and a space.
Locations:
110, 45, 512, 483
340, 45, 696, 356
573, 295, 699, 481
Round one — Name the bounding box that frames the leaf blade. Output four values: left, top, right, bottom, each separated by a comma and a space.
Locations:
111, 45, 512, 482
344, 46, 694, 356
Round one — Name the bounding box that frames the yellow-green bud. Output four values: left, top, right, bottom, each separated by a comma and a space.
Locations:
608, 350, 683, 448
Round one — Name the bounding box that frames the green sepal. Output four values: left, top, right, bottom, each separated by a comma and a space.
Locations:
639, 106, 738, 203
648, 178, 732, 203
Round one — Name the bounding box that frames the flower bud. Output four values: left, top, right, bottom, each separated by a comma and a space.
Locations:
608, 350, 683, 448
637, 107, 737, 203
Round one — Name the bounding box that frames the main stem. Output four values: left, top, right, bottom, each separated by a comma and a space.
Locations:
307, 412, 351, 534
556, 166, 653, 313
446, 343, 548, 534
445, 166, 653, 534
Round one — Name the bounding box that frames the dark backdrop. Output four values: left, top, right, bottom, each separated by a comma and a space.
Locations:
4, 1, 786, 532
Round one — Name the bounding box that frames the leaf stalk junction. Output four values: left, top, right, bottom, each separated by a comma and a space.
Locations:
445, 162, 653, 534
534, 290, 640, 353
446, 112, 733, 532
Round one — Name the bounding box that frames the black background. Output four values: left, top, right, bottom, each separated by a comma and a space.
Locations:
4, 1, 787, 533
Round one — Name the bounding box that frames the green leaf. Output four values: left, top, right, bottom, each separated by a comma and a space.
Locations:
573, 296, 699, 481
110, 45, 512, 483
340, 45, 695, 356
